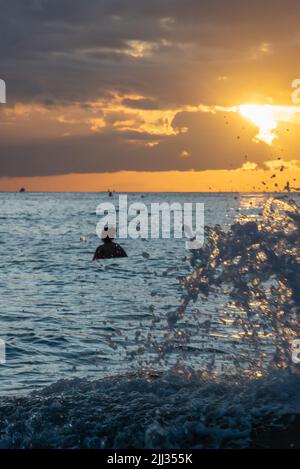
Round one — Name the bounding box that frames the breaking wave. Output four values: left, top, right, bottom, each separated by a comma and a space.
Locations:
1, 370, 300, 448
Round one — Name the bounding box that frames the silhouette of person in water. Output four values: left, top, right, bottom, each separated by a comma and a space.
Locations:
93, 226, 127, 260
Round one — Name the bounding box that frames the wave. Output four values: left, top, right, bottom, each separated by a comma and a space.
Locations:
0, 369, 300, 448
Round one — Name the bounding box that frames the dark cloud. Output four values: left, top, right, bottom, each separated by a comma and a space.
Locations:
1, 0, 300, 104
0, 111, 271, 177
122, 98, 162, 110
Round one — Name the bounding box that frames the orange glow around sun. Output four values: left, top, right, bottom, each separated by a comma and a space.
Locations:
239, 104, 300, 145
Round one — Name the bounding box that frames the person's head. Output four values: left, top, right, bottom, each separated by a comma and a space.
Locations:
101, 225, 116, 243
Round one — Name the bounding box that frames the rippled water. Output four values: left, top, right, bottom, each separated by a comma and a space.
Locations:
0, 192, 299, 396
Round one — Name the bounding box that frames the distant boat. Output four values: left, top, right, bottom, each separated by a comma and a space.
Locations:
19, 187, 26, 193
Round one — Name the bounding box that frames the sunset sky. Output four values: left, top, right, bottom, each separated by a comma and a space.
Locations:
1, 0, 300, 191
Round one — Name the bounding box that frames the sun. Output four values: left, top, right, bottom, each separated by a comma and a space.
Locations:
239, 103, 300, 146
239, 104, 278, 145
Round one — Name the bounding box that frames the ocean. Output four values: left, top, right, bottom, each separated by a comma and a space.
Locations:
0, 192, 299, 448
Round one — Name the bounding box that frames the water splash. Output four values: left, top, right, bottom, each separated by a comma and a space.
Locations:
119, 196, 300, 378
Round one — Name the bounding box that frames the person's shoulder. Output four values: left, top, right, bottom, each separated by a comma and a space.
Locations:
114, 243, 128, 257
93, 244, 107, 259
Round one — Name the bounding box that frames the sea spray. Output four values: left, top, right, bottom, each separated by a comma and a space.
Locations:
119, 196, 300, 377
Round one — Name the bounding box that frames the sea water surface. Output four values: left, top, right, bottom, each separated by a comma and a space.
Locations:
0, 192, 299, 448
0, 192, 246, 394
